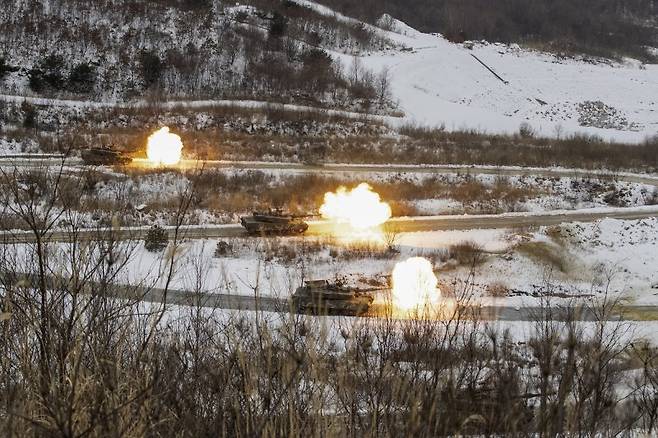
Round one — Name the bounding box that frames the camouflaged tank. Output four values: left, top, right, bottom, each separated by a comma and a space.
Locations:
81, 147, 132, 165
291, 280, 375, 316
240, 211, 309, 236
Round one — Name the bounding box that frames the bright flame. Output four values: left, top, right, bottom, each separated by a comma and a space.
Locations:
146, 127, 183, 166
392, 257, 441, 311
320, 183, 391, 229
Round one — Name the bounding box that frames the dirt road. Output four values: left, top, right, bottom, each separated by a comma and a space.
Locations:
124, 284, 658, 322
1, 158, 657, 243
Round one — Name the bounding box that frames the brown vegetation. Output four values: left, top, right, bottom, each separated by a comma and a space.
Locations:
487, 280, 510, 297
395, 124, 658, 172
39, 168, 549, 225
448, 241, 486, 266
4, 100, 658, 174
516, 241, 571, 273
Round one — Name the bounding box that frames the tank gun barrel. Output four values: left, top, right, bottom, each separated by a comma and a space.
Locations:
356, 287, 389, 293
290, 213, 321, 219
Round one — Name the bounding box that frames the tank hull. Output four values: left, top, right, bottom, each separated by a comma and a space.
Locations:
81, 148, 132, 166
291, 285, 374, 316
240, 214, 309, 236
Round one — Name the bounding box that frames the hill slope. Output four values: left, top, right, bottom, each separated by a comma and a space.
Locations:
0, 0, 656, 143
297, 0, 657, 142
0, 0, 396, 113
315, 0, 658, 61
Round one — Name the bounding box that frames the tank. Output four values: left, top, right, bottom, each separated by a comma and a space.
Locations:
240, 211, 309, 236
81, 147, 132, 165
291, 280, 375, 316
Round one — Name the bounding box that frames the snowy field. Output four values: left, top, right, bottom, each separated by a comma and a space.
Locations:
151, 302, 658, 345
461, 217, 658, 306
32, 217, 652, 309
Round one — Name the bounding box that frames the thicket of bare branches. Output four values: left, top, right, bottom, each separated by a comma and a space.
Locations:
0, 0, 393, 113
2, 164, 658, 437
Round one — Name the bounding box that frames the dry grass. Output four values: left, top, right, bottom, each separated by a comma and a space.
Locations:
227, 236, 396, 266
516, 241, 571, 273
33, 167, 550, 225
1, 248, 650, 437
328, 239, 394, 260
448, 241, 486, 266
5, 100, 658, 172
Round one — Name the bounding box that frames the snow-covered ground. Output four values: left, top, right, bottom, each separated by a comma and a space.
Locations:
452, 217, 658, 306
1, 162, 655, 231
90, 228, 515, 298
2, 214, 656, 326
62, 217, 655, 308
563, 218, 658, 304
0, 93, 396, 122
0, 136, 40, 154
299, 1, 658, 143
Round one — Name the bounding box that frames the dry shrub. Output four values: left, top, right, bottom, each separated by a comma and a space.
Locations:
0, 213, 30, 231
492, 176, 537, 204
387, 200, 420, 217
448, 241, 485, 266
422, 248, 450, 265
0, 209, 653, 437
329, 239, 392, 260
451, 179, 488, 203
264, 240, 299, 263
516, 241, 570, 272
545, 225, 567, 244
260, 237, 336, 264
644, 188, 658, 206
6, 97, 658, 173
398, 122, 446, 141
487, 281, 510, 297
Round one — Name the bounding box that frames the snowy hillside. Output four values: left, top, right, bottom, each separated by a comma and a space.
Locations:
0, 0, 397, 113
294, 0, 658, 143
341, 21, 656, 141
1, 0, 656, 143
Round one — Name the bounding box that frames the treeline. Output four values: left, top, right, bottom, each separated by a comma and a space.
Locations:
318, 0, 658, 59
0, 0, 393, 112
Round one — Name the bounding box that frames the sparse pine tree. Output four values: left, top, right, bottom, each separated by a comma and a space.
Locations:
68, 62, 96, 94
144, 225, 168, 252
268, 12, 288, 39
28, 54, 66, 92
0, 57, 18, 81
21, 101, 37, 130
139, 50, 164, 88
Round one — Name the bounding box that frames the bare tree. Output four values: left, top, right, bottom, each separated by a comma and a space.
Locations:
0, 160, 193, 437
382, 223, 400, 252
377, 66, 391, 105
